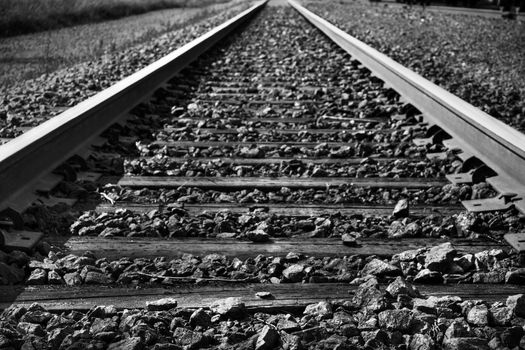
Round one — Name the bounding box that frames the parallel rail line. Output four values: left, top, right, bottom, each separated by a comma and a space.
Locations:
290, 0, 525, 213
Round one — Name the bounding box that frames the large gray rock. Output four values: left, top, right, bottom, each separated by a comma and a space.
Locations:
386, 276, 418, 297
47, 326, 74, 348
20, 335, 47, 350
282, 264, 304, 282
173, 328, 208, 349
466, 305, 488, 326
358, 314, 379, 330
427, 295, 462, 308
303, 301, 333, 319
47, 270, 63, 285
146, 298, 178, 311
352, 278, 385, 310
1, 304, 27, 321
472, 270, 506, 284
410, 313, 437, 334
119, 312, 140, 333
46, 314, 75, 331
255, 325, 280, 350
388, 221, 405, 238
393, 199, 409, 218
281, 333, 302, 350
84, 271, 111, 284
88, 305, 118, 318
331, 311, 356, 329
473, 250, 505, 270
402, 222, 421, 237
285, 252, 302, 262
28, 260, 57, 271
388, 221, 420, 238
505, 268, 525, 284
189, 308, 211, 328
57, 254, 95, 270
378, 309, 413, 331
394, 248, 424, 262
506, 294, 525, 317
487, 337, 501, 350
409, 333, 435, 350
444, 320, 471, 339
63, 272, 82, 286
454, 254, 475, 271
19, 304, 52, 324
361, 329, 389, 348
489, 306, 512, 326
90, 318, 117, 334
210, 297, 246, 319
413, 269, 443, 284
424, 243, 456, 272
276, 317, 300, 333
341, 233, 358, 246
27, 269, 47, 285
17, 322, 45, 336
361, 258, 402, 278
240, 147, 263, 158
247, 230, 270, 243
255, 292, 273, 299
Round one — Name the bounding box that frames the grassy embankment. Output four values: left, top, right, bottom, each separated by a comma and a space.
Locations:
0, 0, 248, 88
0, 0, 231, 37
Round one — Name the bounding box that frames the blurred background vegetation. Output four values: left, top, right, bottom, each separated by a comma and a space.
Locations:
0, 0, 232, 37
0, 0, 249, 88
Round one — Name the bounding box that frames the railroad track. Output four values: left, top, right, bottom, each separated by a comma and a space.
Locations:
1, 1, 525, 349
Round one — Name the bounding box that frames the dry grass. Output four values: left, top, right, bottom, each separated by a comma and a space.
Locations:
0, 1, 249, 88
0, 0, 231, 37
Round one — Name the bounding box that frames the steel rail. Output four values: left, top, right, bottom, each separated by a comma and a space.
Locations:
423, 5, 524, 18
0, 1, 266, 212
289, 0, 525, 214
379, 1, 524, 18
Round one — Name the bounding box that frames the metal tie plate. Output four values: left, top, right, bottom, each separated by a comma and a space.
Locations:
1, 230, 44, 252
504, 233, 525, 253
462, 193, 521, 212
